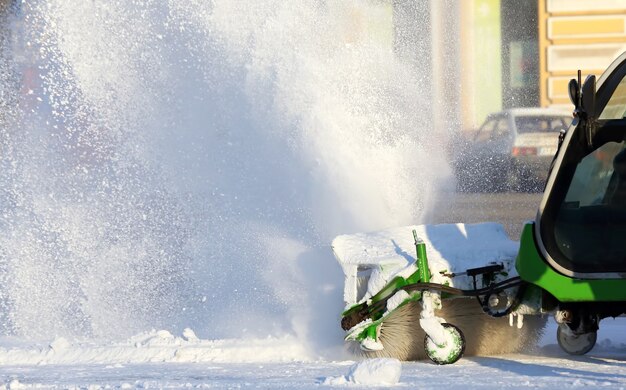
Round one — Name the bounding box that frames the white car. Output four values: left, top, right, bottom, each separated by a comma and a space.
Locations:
454, 108, 573, 192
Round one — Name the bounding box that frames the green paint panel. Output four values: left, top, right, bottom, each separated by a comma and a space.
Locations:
516, 223, 626, 302
473, 0, 502, 124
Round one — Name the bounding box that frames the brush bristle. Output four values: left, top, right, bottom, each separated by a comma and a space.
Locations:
348, 298, 547, 361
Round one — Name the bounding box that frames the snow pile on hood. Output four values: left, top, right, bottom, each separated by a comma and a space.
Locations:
0, 329, 314, 365
322, 358, 402, 386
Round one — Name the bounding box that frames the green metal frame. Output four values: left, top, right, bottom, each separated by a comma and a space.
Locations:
516, 223, 626, 302
342, 231, 431, 343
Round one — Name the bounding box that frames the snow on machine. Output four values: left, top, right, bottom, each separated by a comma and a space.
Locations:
333, 52, 626, 364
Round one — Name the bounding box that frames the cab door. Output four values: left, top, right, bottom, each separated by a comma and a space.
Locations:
536, 52, 626, 279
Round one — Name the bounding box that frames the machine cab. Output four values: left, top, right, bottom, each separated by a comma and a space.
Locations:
536, 52, 626, 279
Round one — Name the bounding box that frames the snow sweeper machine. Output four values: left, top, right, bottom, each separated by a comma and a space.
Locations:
333, 52, 626, 364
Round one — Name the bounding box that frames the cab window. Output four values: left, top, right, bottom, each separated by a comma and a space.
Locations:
562, 142, 625, 207
599, 76, 626, 120
539, 56, 626, 274
552, 141, 626, 271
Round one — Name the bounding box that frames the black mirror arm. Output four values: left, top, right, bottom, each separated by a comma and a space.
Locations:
586, 118, 598, 150
569, 70, 583, 118
580, 74, 597, 149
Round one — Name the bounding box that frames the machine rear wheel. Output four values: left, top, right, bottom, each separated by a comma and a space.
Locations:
557, 325, 597, 355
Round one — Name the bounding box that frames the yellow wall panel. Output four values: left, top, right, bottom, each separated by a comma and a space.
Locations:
547, 43, 626, 72
549, 16, 626, 39
548, 74, 597, 101
539, 0, 548, 107
548, 0, 626, 14
548, 77, 570, 100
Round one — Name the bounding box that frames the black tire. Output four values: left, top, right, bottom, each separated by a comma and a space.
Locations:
424, 323, 466, 365
557, 325, 597, 355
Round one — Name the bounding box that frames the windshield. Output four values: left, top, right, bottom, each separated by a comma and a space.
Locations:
551, 141, 626, 272
599, 76, 626, 119
562, 142, 626, 207
514, 116, 570, 134
541, 122, 626, 274
538, 55, 626, 276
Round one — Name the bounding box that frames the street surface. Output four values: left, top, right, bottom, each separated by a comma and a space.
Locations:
430, 192, 543, 240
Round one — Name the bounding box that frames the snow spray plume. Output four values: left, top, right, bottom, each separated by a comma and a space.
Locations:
0, 0, 450, 354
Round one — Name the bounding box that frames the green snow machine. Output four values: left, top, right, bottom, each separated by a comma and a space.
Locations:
333, 52, 626, 364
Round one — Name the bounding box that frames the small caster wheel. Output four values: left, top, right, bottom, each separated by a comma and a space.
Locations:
424, 323, 466, 364
557, 325, 597, 355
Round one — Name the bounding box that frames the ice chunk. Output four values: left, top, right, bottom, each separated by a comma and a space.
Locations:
348, 358, 402, 385
49, 337, 71, 353
182, 328, 199, 342
322, 358, 402, 386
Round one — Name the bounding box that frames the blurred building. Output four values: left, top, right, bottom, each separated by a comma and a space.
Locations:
392, 0, 540, 131
458, 0, 540, 129
391, 0, 626, 130
393, 0, 462, 136
539, 0, 626, 109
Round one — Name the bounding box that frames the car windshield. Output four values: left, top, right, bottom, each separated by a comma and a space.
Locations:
514, 116, 569, 134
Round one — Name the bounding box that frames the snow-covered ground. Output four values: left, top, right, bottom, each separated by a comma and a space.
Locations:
0, 317, 625, 388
